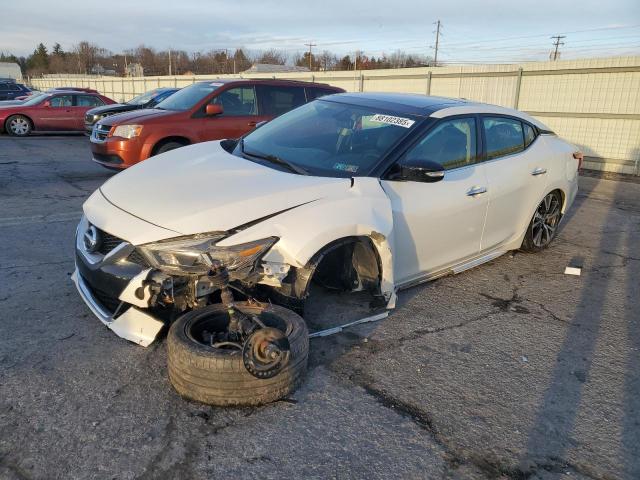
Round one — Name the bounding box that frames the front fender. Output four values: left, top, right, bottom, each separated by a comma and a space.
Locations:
218, 177, 396, 300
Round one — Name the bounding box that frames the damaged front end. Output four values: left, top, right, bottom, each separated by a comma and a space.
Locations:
73, 215, 282, 346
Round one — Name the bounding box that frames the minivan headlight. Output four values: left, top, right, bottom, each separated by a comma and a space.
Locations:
111, 124, 143, 139
138, 234, 277, 274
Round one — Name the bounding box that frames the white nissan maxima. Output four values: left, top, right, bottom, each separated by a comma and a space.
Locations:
73, 93, 580, 347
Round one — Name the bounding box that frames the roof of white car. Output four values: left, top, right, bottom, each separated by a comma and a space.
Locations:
324, 92, 549, 130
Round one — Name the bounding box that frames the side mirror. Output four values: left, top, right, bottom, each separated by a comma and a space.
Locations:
389, 159, 445, 183
205, 103, 223, 116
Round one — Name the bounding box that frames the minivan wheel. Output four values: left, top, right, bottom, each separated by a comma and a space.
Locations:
154, 141, 185, 156
167, 302, 309, 406
6, 115, 32, 136
521, 191, 562, 252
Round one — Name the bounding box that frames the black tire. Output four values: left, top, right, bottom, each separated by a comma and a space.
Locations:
521, 190, 563, 252
153, 141, 185, 156
6, 115, 32, 136
167, 302, 309, 406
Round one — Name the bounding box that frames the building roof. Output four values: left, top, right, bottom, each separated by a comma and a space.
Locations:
242, 63, 310, 74
0, 62, 22, 81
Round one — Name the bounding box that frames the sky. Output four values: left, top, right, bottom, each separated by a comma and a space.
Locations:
2, 0, 640, 64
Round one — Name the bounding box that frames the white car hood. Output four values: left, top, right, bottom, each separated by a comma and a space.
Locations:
99, 141, 351, 237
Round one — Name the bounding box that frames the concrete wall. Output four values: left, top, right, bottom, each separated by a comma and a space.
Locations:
30, 56, 640, 174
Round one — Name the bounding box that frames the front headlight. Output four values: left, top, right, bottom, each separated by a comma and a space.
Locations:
110, 124, 143, 139
138, 234, 278, 274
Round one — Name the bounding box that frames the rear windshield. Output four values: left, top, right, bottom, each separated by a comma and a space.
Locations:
155, 83, 222, 111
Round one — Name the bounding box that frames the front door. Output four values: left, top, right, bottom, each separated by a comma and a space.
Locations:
37, 94, 76, 130
199, 86, 267, 141
381, 116, 489, 285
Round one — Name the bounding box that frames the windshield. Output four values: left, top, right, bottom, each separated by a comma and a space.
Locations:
155, 83, 222, 111
240, 100, 419, 177
21, 93, 49, 106
127, 90, 159, 106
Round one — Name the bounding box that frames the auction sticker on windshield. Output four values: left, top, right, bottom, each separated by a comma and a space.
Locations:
370, 114, 415, 128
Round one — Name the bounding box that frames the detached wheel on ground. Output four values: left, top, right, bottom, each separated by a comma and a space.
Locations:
167, 302, 309, 406
6, 115, 32, 136
154, 141, 185, 156
521, 190, 562, 252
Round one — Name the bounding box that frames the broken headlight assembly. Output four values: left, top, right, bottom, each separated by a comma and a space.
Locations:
138, 234, 278, 275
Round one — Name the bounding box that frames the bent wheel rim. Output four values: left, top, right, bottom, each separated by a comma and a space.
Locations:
532, 193, 561, 247
10, 118, 29, 135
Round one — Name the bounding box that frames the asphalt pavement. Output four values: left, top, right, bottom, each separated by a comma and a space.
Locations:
0, 134, 638, 480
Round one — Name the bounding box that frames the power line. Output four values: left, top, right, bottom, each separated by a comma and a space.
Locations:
437, 24, 640, 48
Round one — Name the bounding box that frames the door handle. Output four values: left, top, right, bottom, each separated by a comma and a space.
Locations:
531, 167, 547, 176
466, 186, 487, 196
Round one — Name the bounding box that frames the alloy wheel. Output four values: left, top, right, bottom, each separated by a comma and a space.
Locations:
532, 193, 561, 247
9, 117, 29, 135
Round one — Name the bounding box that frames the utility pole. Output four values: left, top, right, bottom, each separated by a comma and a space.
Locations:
304, 42, 316, 70
551, 35, 565, 61
433, 20, 441, 66
168, 48, 172, 76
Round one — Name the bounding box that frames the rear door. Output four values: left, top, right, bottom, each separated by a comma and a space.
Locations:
480, 116, 551, 251
71, 95, 105, 129
258, 85, 306, 117
0, 84, 8, 101
37, 94, 75, 130
199, 85, 265, 140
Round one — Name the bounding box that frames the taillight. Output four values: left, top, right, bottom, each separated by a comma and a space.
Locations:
573, 151, 583, 170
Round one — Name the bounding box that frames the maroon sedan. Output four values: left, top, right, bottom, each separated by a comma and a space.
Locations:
0, 91, 115, 136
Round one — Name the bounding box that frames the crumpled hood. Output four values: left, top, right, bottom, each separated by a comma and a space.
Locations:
96, 108, 174, 126
99, 141, 351, 237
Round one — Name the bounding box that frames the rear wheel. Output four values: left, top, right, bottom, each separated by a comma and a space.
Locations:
6, 115, 32, 136
167, 302, 309, 406
154, 141, 185, 156
521, 191, 562, 252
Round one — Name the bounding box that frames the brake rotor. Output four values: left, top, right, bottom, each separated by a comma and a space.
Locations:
242, 327, 290, 379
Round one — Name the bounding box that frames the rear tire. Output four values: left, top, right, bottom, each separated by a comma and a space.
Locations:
153, 141, 185, 156
521, 191, 562, 252
6, 115, 32, 136
167, 302, 309, 406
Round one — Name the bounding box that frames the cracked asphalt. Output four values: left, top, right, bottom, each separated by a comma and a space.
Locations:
1, 135, 639, 480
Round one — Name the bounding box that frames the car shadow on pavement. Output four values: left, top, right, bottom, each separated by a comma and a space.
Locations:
520, 174, 640, 478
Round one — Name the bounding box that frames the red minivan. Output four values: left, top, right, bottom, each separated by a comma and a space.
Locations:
90, 79, 344, 169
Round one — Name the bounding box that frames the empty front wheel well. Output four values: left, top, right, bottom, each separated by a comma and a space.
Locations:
151, 136, 191, 155
271, 236, 383, 303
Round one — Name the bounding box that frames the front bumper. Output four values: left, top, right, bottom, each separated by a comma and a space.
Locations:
71, 267, 164, 347
73, 213, 169, 346
90, 136, 146, 169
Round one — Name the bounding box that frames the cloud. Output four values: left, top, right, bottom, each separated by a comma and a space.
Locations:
2, 0, 638, 62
